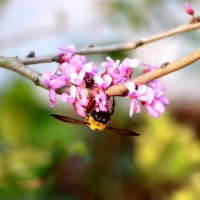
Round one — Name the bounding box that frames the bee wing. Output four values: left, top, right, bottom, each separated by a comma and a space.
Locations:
106, 126, 140, 136
51, 114, 87, 125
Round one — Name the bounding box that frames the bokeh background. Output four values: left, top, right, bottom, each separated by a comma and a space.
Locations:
1, 0, 200, 199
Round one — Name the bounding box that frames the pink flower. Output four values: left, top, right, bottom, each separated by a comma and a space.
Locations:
42, 70, 67, 108
42, 70, 51, 87
60, 63, 84, 86
101, 56, 120, 69
101, 57, 121, 84
95, 90, 108, 112
74, 102, 86, 117
184, 2, 194, 15
148, 80, 166, 98
94, 74, 112, 89
102, 57, 140, 85
60, 60, 98, 87
140, 80, 169, 119
58, 44, 75, 59
74, 101, 86, 117
73, 87, 89, 117
120, 58, 140, 77
140, 60, 159, 73
129, 98, 141, 117
126, 80, 168, 119
49, 89, 56, 108
82, 62, 98, 76
76, 87, 88, 107
61, 85, 77, 104
136, 84, 155, 104
42, 71, 66, 89
143, 99, 165, 119
60, 63, 75, 81
69, 70, 85, 85
126, 82, 141, 117
157, 95, 169, 106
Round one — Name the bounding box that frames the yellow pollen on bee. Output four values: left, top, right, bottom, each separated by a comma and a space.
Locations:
86, 116, 107, 131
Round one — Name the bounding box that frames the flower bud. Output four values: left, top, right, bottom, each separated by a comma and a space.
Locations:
184, 2, 194, 15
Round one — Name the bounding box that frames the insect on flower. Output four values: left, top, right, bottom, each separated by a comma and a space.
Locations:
51, 96, 139, 136
43, 44, 168, 137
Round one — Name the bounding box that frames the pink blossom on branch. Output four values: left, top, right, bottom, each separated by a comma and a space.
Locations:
143, 99, 165, 119
42, 44, 169, 120
42, 70, 67, 108
58, 44, 75, 60
126, 60, 169, 118
125, 82, 140, 117
49, 89, 57, 108
61, 85, 77, 104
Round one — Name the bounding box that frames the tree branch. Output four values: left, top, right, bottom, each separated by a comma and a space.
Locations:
1, 47, 200, 97
20, 22, 200, 65
1, 20, 200, 97
106, 46, 200, 96
0, 56, 47, 89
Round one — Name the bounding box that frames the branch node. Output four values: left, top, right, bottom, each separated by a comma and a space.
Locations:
27, 51, 35, 57
52, 56, 61, 63
135, 40, 144, 48
189, 16, 200, 23
161, 62, 170, 68
34, 77, 40, 86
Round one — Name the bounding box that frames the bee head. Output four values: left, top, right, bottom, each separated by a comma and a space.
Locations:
86, 111, 110, 131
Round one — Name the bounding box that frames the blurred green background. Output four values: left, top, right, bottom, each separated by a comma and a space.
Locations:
1, 0, 200, 199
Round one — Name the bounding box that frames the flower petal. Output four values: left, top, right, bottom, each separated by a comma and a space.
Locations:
50, 76, 66, 89
157, 96, 169, 106
61, 93, 70, 102
134, 99, 141, 113
70, 85, 77, 98
152, 99, 165, 113
137, 84, 147, 95
129, 100, 134, 117
145, 105, 160, 119
145, 87, 155, 104
94, 75, 104, 86
78, 88, 88, 105
57, 44, 75, 59
103, 74, 112, 88
82, 62, 93, 72
126, 81, 136, 94
42, 71, 51, 87
69, 72, 80, 85
74, 102, 86, 117
129, 58, 140, 68
78, 70, 85, 82
99, 103, 107, 112
61, 92, 75, 104
49, 89, 56, 108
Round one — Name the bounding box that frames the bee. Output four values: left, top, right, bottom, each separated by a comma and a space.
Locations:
51, 97, 139, 136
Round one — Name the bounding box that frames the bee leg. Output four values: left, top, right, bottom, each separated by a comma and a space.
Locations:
110, 97, 115, 116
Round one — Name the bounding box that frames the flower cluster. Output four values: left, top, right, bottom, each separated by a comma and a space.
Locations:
42, 45, 169, 120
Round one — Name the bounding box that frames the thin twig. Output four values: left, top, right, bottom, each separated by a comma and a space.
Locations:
20, 22, 200, 65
